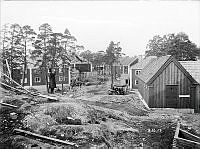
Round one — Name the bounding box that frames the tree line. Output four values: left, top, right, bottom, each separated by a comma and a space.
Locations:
145, 32, 200, 60
1, 23, 199, 90
0, 23, 123, 89
80, 32, 200, 70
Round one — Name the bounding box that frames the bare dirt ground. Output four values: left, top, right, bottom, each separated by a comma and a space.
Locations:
1, 81, 200, 149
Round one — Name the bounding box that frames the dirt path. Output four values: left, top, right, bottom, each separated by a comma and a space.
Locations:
1, 83, 200, 148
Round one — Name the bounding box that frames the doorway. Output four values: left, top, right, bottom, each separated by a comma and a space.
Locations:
165, 85, 179, 108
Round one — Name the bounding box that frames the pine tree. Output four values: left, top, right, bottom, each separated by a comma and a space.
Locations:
31, 23, 52, 92
105, 41, 122, 88
20, 25, 36, 86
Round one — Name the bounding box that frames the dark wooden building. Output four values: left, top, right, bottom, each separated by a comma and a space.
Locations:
12, 67, 70, 87
138, 55, 200, 112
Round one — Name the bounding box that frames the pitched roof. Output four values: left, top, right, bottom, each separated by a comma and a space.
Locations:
138, 56, 198, 85
179, 61, 200, 84
120, 56, 138, 66
130, 56, 157, 69
138, 55, 171, 83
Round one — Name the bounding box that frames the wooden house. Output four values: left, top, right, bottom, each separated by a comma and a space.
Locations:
12, 66, 70, 87
130, 56, 156, 89
119, 56, 138, 86
138, 55, 200, 112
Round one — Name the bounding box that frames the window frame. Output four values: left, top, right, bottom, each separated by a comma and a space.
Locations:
120, 66, 123, 74
59, 76, 64, 81
124, 66, 128, 74
20, 78, 27, 84
35, 77, 41, 83
135, 80, 139, 85
59, 68, 63, 73
135, 70, 141, 75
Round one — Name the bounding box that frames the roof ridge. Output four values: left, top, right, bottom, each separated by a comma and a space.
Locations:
138, 55, 171, 83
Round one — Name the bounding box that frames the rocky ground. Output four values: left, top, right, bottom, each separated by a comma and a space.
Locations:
0, 82, 200, 149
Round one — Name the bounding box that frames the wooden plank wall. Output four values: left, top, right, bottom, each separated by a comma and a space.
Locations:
149, 62, 194, 108
138, 79, 150, 106
195, 85, 200, 112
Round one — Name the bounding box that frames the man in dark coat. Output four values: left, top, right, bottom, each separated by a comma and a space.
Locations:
49, 68, 56, 94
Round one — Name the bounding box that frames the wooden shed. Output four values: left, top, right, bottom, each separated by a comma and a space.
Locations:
138, 55, 200, 112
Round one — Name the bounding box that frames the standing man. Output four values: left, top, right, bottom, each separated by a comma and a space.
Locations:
49, 68, 56, 94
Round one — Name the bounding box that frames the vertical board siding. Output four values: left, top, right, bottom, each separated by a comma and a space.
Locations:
160, 73, 164, 108
148, 86, 154, 107
157, 76, 160, 107
170, 62, 173, 84
149, 61, 194, 108
138, 79, 149, 105
162, 69, 165, 107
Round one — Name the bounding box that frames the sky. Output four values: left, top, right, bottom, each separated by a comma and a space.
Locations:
1, 0, 200, 56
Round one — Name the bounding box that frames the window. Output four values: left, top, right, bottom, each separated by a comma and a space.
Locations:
59, 76, 63, 81
125, 79, 129, 85
120, 66, 123, 74
20, 78, 27, 84
59, 68, 62, 73
135, 80, 139, 85
24, 78, 27, 83
135, 70, 141, 75
124, 66, 128, 74
35, 77, 41, 83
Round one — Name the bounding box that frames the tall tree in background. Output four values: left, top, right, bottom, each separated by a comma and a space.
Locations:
79, 50, 93, 63
9, 24, 22, 77
105, 41, 122, 88
59, 28, 76, 93
1, 24, 10, 57
0, 24, 22, 83
146, 32, 200, 60
31, 23, 52, 92
0, 24, 11, 76
48, 33, 63, 68
20, 25, 36, 86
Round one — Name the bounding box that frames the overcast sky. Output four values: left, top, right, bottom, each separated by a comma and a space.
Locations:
1, 1, 200, 56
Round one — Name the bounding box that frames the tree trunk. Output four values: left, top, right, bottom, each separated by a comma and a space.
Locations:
111, 64, 113, 89
62, 62, 64, 95
44, 39, 49, 93
44, 55, 49, 93
10, 29, 15, 84
22, 40, 27, 87
45, 67, 49, 93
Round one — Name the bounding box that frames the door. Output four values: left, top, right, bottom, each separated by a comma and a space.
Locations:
165, 85, 179, 108
190, 86, 196, 109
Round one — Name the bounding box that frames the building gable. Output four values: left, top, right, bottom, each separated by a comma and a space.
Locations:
138, 56, 198, 85
138, 56, 171, 83
147, 56, 198, 85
